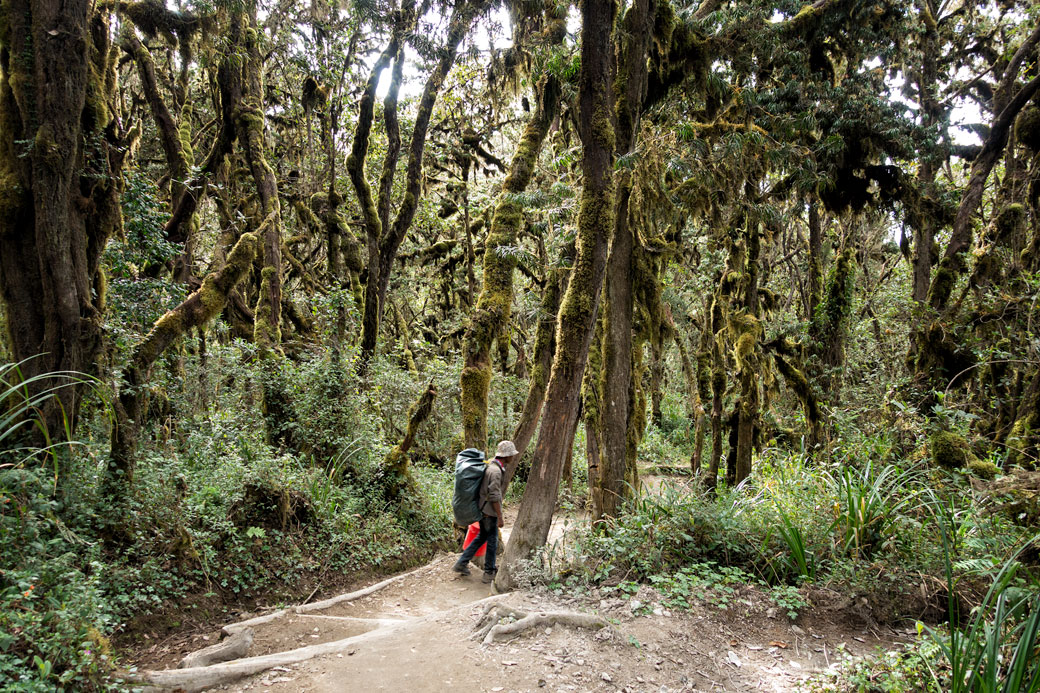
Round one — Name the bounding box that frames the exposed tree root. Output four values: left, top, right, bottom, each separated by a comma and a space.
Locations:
222, 565, 424, 636
134, 623, 406, 692
179, 628, 254, 669
472, 600, 610, 644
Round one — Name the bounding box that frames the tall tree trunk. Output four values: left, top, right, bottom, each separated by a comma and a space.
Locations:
497, 0, 616, 590
593, 0, 654, 522
733, 224, 761, 486
0, 2, 127, 438
237, 7, 282, 352
460, 77, 560, 449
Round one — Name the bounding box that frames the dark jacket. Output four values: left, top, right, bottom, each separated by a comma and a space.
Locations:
478, 458, 504, 517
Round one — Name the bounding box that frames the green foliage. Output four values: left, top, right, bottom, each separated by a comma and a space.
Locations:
103, 170, 186, 353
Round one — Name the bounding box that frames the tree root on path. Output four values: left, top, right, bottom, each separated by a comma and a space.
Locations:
472, 599, 610, 645
221, 565, 425, 636
132, 620, 407, 692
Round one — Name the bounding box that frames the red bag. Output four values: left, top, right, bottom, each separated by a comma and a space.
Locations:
463, 521, 486, 557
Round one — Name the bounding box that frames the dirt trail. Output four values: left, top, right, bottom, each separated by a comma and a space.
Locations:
136, 499, 909, 692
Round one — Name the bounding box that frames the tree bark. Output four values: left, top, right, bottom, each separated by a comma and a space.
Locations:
506, 268, 563, 489
0, 1, 127, 438
497, 0, 616, 590
594, 0, 655, 522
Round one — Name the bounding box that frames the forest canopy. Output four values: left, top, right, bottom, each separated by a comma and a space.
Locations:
1, 0, 1040, 688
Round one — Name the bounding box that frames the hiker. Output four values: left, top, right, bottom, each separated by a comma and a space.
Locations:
452, 440, 517, 583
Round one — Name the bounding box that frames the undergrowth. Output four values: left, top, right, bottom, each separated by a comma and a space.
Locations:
0, 350, 458, 690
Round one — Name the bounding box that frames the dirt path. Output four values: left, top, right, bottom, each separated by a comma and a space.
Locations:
134, 503, 909, 692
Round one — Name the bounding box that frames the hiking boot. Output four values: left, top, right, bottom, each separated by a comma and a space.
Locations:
452, 560, 471, 576
481, 570, 496, 584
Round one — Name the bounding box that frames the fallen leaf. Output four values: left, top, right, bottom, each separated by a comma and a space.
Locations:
501, 660, 518, 666
727, 651, 742, 667
769, 641, 789, 648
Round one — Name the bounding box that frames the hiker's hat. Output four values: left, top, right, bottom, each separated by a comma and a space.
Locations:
496, 440, 519, 457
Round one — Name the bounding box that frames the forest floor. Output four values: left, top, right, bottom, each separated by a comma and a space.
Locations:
128, 492, 913, 692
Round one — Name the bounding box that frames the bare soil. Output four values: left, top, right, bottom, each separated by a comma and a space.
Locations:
128, 505, 913, 692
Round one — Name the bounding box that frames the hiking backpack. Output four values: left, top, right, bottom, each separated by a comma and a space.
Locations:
452, 448, 486, 526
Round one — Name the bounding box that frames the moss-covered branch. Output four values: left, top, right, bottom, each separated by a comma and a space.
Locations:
382, 381, 437, 503
460, 76, 560, 449
109, 231, 260, 485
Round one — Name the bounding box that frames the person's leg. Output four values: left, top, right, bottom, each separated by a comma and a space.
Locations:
455, 520, 494, 572
482, 516, 498, 575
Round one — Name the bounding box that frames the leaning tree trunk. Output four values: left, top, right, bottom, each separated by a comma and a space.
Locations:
505, 268, 563, 489
382, 380, 437, 504
109, 232, 260, 492
496, 0, 616, 591
460, 77, 560, 450
0, 2, 127, 440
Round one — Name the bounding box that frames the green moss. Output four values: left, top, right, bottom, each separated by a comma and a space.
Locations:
0, 168, 25, 218
253, 265, 282, 351
1015, 107, 1040, 152
732, 332, 756, 373
929, 430, 977, 469
179, 103, 194, 167
460, 365, 491, 449
994, 204, 1025, 247
968, 458, 1001, 480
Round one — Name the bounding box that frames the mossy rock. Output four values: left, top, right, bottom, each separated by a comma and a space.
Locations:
967, 458, 1001, 480
929, 430, 977, 469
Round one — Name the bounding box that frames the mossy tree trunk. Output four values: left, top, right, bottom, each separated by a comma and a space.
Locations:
593, 0, 655, 522
507, 267, 564, 489
382, 380, 437, 504
497, 0, 616, 590
460, 76, 560, 450
733, 223, 762, 486
584, 313, 605, 511
0, 1, 128, 438
809, 248, 855, 403
237, 7, 282, 352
